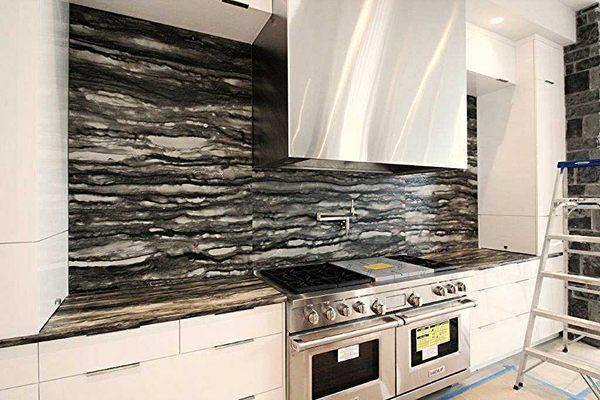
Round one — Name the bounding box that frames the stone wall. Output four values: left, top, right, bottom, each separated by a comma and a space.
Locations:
564, 3, 600, 345
68, 5, 478, 291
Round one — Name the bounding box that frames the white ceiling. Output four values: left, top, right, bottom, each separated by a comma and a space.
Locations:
559, 0, 597, 11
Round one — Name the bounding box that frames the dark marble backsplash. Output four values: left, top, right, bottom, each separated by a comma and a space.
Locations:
68, 5, 478, 291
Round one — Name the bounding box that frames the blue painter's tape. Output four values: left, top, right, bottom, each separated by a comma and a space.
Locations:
436, 365, 514, 400
574, 380, 600, 400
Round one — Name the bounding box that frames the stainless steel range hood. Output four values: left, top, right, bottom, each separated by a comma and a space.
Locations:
253, 0, 467, 173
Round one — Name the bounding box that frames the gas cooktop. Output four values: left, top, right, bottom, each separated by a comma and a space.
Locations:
259, 263, 374, 294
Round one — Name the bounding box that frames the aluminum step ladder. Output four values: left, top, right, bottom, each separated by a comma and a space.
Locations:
513, 159, 600, 399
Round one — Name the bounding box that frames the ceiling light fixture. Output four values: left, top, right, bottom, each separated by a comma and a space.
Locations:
490, 17, 505, 25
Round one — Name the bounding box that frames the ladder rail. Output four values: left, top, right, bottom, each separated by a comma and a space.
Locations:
514, 168, 564, 389
514, 161, 600, 398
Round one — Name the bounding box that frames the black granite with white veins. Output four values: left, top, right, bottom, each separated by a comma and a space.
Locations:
69, 5, 478, 291
0, 275, 286, 349
0, 248, 534, 349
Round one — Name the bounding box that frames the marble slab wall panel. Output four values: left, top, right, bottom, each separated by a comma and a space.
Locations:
68, 5, 478, 291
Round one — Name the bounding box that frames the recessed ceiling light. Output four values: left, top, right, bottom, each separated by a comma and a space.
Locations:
490, 17, 505, 25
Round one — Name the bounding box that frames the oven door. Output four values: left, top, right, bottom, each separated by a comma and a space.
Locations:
396, 299, 476, 396
288, 316, 399, 400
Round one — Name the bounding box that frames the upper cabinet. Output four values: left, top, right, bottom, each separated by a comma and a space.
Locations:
534, 40, 565, 87
467, 24, 516, 84
478, 36, 566, 255
0, 0, 69, 340
467, 24, 516, 96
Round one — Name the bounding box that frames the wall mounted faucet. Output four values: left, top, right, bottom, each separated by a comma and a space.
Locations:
316, 199, 357, 236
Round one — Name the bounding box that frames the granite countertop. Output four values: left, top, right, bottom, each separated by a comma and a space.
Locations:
0, 275, 286, 349
0, 247, 544, 349
421, 247, 541, 270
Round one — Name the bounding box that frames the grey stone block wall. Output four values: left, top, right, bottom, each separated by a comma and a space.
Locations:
564, 3, 600, 346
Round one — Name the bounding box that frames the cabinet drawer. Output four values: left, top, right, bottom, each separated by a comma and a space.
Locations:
39, 321, 179, 381
471, 313, 528, 368
179, 332, 283, 399
0, 384, 38, 400
40, 355, 182, 400
256, 387, 284, 400
470, 279, 534, 329
0, 344, 38, 390
472, 259, 538, 291
180, 303, 283, 353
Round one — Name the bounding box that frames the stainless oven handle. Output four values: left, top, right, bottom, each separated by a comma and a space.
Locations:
290, 318, 400, 352
399, 299, 477, 325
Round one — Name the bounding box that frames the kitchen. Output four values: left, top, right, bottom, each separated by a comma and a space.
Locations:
0, 0, 599, 399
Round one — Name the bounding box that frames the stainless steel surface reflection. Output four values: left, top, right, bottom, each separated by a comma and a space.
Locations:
253, 0, 467, 172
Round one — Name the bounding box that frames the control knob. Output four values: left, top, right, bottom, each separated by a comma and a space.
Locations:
455, 281, 467, 292
371, 300, 385, 315
307, 309, 319, 325
353, 301, 366, 314
432, 285, 447, 296
408, 293, 422, 307
445, 283, 457, 294
324, 306, 337, 321
339, 303, 353, 317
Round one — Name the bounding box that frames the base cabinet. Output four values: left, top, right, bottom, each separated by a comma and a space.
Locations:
37, 304, 285, 400
470, 256, 565, 369
0, 385, 38, 400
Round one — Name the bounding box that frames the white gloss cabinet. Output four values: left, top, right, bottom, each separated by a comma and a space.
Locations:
0, 385, 38, 400
0, 0, 69, 341
0, 344, 38, 391
478, 35, 566, 255
38, 304, 285, 400
470, 256, 565, 369
467, 24, 516, 84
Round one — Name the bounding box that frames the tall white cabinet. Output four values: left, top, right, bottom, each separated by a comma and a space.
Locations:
477, 35, 566, 255
0, 0, 69, 340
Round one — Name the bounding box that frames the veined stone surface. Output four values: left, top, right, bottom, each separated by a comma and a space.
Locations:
69, 5, 478, 291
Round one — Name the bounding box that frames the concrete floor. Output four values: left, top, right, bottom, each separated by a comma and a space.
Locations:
422, 339, 600, 400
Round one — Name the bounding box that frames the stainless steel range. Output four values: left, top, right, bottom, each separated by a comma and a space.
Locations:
257, 255, 476, 400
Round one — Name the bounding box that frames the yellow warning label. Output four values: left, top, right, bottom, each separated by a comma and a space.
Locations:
364, 263, 394, 270
416, 321, 450, 352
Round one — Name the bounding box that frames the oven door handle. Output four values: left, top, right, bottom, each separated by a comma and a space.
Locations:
398, 299, 477, 326
290, 317, 400, 352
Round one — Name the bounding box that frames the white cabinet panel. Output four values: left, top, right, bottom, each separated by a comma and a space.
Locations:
472, 259, 537, 291
0, 233, 67, 341
0, 0, 68, 243
0, 385, 38, 400
479, 215, 538, 254
536, 80, 566, 218
467, 24, 516, 84
534, 40, 564, 87
0, 344, 38, 390
40, 355, 183, 400
256, 388, 284, 400
180, 303, 283, 353
39, 321, 179, 381
179, 333, 283, 399
471, 313, 528, 369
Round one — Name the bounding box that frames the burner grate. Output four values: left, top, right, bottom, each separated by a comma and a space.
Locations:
260, 263, 373, 294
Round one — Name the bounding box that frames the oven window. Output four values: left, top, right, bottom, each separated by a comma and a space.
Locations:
312, 339, 380, 399
410, 317, 459, 367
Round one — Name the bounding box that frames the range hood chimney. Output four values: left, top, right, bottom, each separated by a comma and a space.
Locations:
253, 0, 467, 174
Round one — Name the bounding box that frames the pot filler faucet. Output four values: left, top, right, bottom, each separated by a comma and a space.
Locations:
316, 199, 357, 236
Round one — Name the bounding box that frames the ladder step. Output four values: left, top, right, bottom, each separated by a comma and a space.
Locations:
555, 197, 600, 204
548, 234, 600, 244
525, 347, 600, 379
540, 271, 600, 286
533, 309, 600, 332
